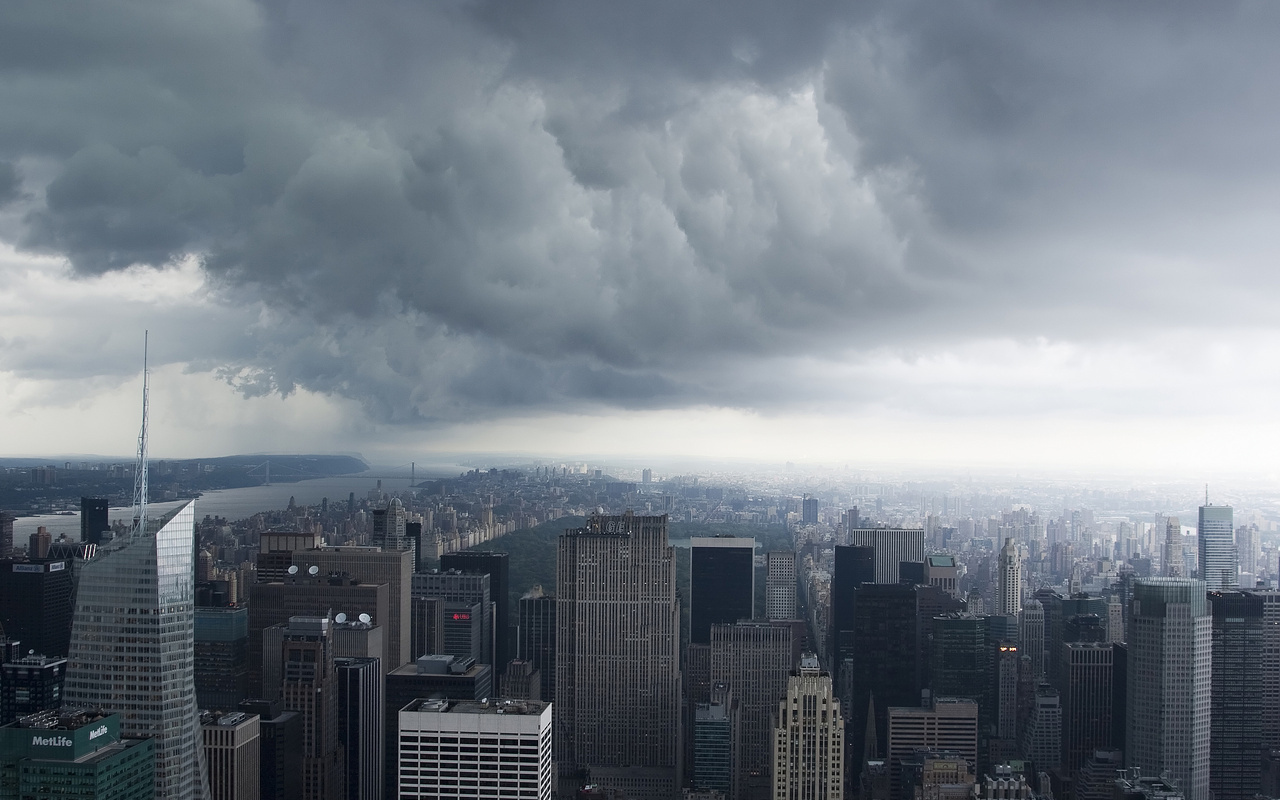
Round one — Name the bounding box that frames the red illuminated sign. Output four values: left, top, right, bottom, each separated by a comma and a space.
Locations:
453, 613, 471, 621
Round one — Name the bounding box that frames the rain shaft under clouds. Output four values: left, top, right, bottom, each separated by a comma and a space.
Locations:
3, 0, 1280, 426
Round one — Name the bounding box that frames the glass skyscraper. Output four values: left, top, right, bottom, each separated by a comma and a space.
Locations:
1198, 504, 1237, 590
63, 502, 210, 800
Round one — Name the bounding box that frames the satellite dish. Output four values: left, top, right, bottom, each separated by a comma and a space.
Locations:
358, 613, 371, 625
308, 565, 319, 576
287, 565, 298, 575
335, 612, 347, 624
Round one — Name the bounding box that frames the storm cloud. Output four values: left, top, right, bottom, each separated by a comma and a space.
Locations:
3, 0, 1279, 427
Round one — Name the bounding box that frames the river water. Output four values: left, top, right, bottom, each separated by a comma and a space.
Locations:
12, 465, 468, 540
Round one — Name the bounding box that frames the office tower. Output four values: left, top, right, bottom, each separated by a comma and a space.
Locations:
336, 656, 383, 800
79, 496, 110, 545
441, 551, 510, 671
27, 527, 50, 560
847, 529, 926, 585
1162, 518, 1183, 577
63, 502, 209, 800
925, 555, 960, 598
404, 521, 423, 572
249, 572, 389, 695
0, 653, 65, 722
931, 614, 987, 706
1260, 592, 1280, 748
772, 655, 844, 800
0, 710, 154, 799
195, 606, 249, 711
643, 468, 653, 484
844, 584, 919, 764
832, 545, 875, 671
201, 710, 261, 800
518, 585, 555, 701
277, 617, 343, 800
265, 544, 413, 672
396, 697, 553, 800
370, 497, 410, 552
691, 537, 756, 642
1126, 578, 1211, 800
384, 655, 494, 798
1060, 641, 1114, 780
916, 586, 967, 696
556, 514, 681, 799
993, 643, 1019, 747
413, 570, 492, 663
239, 699, 303, 800
1019, 684, 1061, 772
844, 507, 861, 533
500, 659, 541, 701
887, 699, 979, 800
1020, 601, 1045, 679
410, 595, 443, 660
1198, 504, 1236, 590
694, 683, 738, 796
766, 551, 797, 621
0, 559, 73, 657
1237, 524, 1258, 579
1074, 750, 1124, 800
996, 538, 1021, 617
710, 620, 800, 795
0, 512, 12, 559
802, 497, 819, 525
1209, 591, 1263, 800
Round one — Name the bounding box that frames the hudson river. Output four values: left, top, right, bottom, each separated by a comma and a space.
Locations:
12, 465, 468, 541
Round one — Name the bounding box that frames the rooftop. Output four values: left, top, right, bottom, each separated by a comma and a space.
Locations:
402, 697, 548, 716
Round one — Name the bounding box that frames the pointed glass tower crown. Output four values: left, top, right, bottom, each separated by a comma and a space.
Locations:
63, 502, 210, 800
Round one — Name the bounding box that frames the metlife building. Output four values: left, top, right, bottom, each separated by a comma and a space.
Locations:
0, 709, 154, 799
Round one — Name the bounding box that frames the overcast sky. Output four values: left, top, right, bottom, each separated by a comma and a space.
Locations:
2, 1, 1279, 476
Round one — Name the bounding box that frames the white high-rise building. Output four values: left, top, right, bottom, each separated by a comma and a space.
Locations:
997, 537, 1022, 618
1198, 504, 1236, 590
846, 529, 924, 585
1126, 578, 1211, 800
1163, 518, 1183, 578
766, 551, 798, 620
397, 697, 552, 800
772, 654, 843, 800
63, 502, 210, 800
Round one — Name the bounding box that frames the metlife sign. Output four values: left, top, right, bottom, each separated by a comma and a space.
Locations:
30, 734, 73, 747
0, 715, 120, 760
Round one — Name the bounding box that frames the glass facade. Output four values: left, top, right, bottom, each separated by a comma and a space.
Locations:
63, 502, 210, 800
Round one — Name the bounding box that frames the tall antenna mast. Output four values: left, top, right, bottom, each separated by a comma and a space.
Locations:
131, 331, 150, 537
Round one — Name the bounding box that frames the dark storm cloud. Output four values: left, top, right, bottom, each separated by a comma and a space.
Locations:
3, 0, 1279, 423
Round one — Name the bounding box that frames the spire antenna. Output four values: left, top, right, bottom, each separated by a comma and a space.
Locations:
130, 331, 150, 537
1205, 484, 1209, 506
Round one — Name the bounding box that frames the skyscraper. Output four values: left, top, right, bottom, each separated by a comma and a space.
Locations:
772, 655, 844, 800
846, 528, 926, 585
1209, 591, 1264, 800
691, 537, 755, 643
802, 497, 819, 526
766, 551, 797, 620
556, 513, 681, 800
1060, 641, 1114, 781
518, 585, 555, 702
1020, 600, 1045, 679
335, 656, 383, 800
80, 496, 110, 545
844, 583, 919, 763
412, 570, 492, 664
887, 699, 978, 800
201, 710, 261, 800
710, 620, 801, 796
996, 538, 1022, 618
1126, 578, 1211, 800
63, 502, 210, 800
1198, 504, 1236, 590
277, 617, 344, 800
441, 550, 511, 672
1162, 518, 1183, 578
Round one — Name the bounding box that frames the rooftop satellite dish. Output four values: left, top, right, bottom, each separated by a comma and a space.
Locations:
287, 565, 299, 575
358, 613, 371, 625
335, 612, 347, 624
308, 565, 319, 576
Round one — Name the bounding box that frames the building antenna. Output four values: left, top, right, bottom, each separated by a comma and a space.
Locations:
130, 331, 150, 537
1205, 484, 1209, 506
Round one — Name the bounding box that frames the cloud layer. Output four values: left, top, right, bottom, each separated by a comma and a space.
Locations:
3, 0, 1279, 433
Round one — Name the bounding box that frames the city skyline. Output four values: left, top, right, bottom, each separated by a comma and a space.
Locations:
3, 4, 1280, 475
